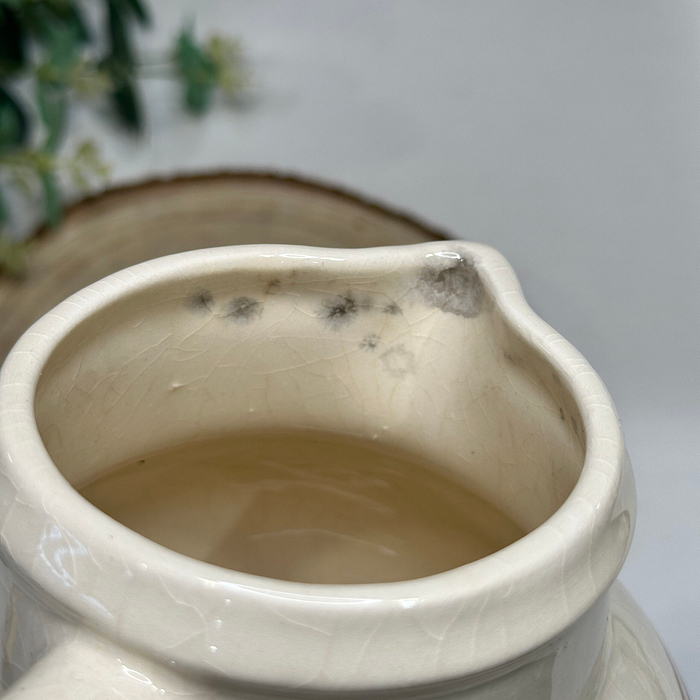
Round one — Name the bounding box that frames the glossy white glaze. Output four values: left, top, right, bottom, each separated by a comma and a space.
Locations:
0, 243, 685, 698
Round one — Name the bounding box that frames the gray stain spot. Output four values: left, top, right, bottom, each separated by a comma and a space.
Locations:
190, 290, 214, 312
382, 302, 401, 315
559, 407, 565, 421
225, 296, 262, 322
360, 333, 380, 351
380, 345, 416, 378
418, 257, 484, 318
320, 292, 359, 327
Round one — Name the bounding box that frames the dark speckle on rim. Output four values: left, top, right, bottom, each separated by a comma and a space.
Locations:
266, 279, 282, 294
225, 296, 262, 322
190, 290, 213, 312
418, 257, 484, 318
382, 302, 401, 315
360, 333, 380, 351
320, 292, 359, 327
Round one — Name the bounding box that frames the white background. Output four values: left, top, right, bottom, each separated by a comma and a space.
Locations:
50, 0, 700, 693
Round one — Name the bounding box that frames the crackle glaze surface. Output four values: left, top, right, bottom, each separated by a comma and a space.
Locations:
0, 242, 686, 698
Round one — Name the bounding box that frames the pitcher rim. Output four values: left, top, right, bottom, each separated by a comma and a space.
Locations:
0, 242, 634, 691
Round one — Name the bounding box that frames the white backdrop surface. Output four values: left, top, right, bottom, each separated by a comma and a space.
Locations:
51, 0, 700, 693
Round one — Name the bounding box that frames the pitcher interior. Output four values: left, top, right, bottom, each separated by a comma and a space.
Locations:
34, 249, 586, 582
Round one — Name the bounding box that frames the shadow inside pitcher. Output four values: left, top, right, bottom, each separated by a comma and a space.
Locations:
78, 429, 526, 584
33, 247, 586, 585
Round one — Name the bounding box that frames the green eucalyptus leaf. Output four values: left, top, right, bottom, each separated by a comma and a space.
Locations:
107, 0, 135, 68
35, 2, 91, 43
61, 4, 91, 43
15, 3, 49, 39
0, 86, 28, 149
185, 81, 214, 114
176, 29, 218, 80
110, 77, 141, 131
36, 80, 67, 152
118, 0, 150, 26
175, 28, 199, 67
39, 171, 62, 227
103, 0, 143, 129
44, 21, 83, 69
0, 2, 25, 75
175, 28, 219, 115
19, 1, 88, 46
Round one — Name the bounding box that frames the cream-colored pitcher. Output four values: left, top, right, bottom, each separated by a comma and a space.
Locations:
0, 242, 687, 699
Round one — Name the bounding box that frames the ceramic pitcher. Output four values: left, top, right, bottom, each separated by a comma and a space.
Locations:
0, 242, 687, 699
